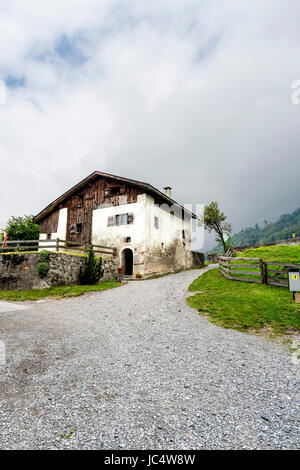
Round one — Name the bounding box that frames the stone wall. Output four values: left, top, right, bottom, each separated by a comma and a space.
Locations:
207, 253, 221, 263
191, 251, 205, 267
0, 252, 118, 291
143, 241, 204, 276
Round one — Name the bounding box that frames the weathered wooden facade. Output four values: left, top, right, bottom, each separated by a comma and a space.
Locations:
38, 175, 144, 244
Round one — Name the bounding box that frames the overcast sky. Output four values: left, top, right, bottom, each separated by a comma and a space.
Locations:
1, 0, 300, 250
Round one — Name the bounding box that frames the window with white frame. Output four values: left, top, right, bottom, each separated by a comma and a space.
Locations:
108, 213, 134, 226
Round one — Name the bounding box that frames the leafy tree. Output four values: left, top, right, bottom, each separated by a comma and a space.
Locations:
5, 215, 40, 240
209, 205, 300, 253
79, 245, 104, 285
202, 201, 232, 252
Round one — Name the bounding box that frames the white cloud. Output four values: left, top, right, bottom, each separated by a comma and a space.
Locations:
1, 1, 300, 249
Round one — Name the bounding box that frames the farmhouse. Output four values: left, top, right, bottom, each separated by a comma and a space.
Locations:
34, 171, 203, 277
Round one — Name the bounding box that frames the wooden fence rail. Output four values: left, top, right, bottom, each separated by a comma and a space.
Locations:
219, 256, 300, 288
0, 238, 117, 257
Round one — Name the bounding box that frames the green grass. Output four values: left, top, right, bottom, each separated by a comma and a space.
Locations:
188, 268, 300, 336
0, 281, 121, 301
237, 245, 300, 264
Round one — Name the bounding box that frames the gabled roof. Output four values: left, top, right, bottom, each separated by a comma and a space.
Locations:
34, 171, 197, 222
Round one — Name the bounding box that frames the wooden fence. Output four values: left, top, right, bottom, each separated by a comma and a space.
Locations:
0, 238, 117, 258
219, 256, 300, 288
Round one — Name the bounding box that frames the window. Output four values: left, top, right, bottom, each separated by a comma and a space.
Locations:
107, 213, 134, 226
115, 214, 128, 225
47, 233, 51, 240
154, 216, 159, 229
110, 187, 120, 196
124, 237, 131, 243
76, 223, 82, 233
182, 230, 186, 239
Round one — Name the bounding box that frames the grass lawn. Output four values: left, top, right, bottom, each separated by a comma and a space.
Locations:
0, 281, 121, 301
236, 245, 300, 264
188, 268, 300, 336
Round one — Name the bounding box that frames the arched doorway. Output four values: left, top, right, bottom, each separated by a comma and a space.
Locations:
121, 248, 133, 275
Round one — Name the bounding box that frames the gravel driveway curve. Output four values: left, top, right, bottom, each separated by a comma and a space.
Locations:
0, 266, 299, 449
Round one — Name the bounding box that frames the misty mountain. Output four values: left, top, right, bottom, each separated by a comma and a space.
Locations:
210, 207, 300, 253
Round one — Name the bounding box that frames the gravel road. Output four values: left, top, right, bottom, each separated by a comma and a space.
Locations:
0, 266, 299, 449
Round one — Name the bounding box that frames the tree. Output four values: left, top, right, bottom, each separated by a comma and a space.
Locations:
5, 215, 40, 240
79, 245, 104, 285
202, 201, 232, 252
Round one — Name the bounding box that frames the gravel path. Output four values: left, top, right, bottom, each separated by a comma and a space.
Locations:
0, 266, 299, 449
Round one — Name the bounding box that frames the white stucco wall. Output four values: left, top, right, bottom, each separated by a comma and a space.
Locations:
39, 208, 68, 250
144, 194, 191, 250
92, 194, 147, 271
91, 193, 192, 274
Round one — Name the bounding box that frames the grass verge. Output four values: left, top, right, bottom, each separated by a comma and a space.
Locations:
0, 281, 121, 301
236, 245, 300, 264
187, 268, 300, 337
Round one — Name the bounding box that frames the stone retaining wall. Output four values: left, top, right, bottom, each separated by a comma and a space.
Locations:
0, 252, 118, 291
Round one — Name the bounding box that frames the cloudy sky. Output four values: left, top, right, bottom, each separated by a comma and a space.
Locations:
0, 0, 300, 249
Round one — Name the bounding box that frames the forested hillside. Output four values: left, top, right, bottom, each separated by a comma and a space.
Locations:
211, 207, 300, 252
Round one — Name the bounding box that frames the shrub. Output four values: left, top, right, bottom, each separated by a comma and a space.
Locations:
39, 250, 50, 263
79, 245, 104, 285
5, 215, 40, 241
37, 262, 50, 278
37, 250, 50, 278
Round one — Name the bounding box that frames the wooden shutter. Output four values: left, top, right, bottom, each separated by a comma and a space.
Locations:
128, 213, 134, 224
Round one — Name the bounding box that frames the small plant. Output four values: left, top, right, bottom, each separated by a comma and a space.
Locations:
39, 250, 50, 263
79, 245, 104, 285
136, 273, 142, 279
37, 250, 50, 278
61, 429, 76, 439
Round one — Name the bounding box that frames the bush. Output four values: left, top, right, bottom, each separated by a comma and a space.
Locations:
37, 262, 50, 278
79, 245, 104, 285
37, 250, 50, 278
5, 215, 40, 241
39, 250, 50, 263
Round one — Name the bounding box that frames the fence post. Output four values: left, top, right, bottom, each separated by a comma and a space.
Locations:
264, 263, 268, 285
260, 259, 266, 284
56, 238, 59, 252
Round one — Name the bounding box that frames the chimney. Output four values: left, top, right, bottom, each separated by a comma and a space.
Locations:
163, 186, 172, 198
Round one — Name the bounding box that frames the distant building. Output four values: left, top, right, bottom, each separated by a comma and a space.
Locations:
34, 171, 203, 276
